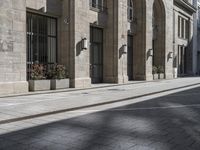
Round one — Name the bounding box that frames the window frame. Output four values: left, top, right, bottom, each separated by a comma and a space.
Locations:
127, 0, 134, 22
90, 0, 105, 12
177, 15, 189, 40
26, 12, 58, 80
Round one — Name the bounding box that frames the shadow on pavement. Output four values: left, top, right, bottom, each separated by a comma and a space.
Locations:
0, 87, 200, 150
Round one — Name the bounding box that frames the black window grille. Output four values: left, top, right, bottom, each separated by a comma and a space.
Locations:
26, 12, 57, 80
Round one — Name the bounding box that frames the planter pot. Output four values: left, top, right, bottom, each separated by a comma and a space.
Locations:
153, 74, 159, 80
51, 79, 69, 90
29, 80, 51, 91
158, 73, 165, 79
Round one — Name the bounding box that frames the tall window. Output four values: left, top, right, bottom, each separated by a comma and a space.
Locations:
27, 12, 57, 79
128, 0, 134, 21
178, 15, 189, 39
90, 0, 104, 11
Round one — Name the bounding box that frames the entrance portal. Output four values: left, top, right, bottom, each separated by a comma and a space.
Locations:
128, 35, 133, 80
90, 26, 103, 83
152, 0, 165, 73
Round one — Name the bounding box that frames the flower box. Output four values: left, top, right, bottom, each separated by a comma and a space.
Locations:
51, 79, 69, 90
29, 80, 51, 91
158, 73, 165, 79
153, 74, 159, 80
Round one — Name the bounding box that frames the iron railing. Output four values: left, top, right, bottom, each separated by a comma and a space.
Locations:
26, 12, 57, 80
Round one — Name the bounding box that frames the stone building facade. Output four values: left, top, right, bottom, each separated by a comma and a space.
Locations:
173, 0, 196, 77
0, 0, 197, 95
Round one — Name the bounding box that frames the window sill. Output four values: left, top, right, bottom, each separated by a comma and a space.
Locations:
178, 37, 189, 40
90, 7, 101, 12
89, 6, 107, 13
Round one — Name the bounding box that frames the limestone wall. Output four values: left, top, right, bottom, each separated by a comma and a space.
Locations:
0, 0, 28, 95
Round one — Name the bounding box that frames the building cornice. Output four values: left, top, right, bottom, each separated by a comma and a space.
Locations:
174, 0, 197, 13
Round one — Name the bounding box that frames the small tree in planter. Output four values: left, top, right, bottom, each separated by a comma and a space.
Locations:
152, 66, 158, 80
157, 66, 165, 79
29, 64, 51, 91
50, 64, 69, 90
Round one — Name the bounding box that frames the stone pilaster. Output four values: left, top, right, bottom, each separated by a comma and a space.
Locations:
0, 0, 28, 95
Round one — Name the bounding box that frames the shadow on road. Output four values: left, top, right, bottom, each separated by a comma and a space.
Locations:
0, 87, 200, 150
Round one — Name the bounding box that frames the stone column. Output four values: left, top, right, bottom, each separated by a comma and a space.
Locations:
164, 0, 174, 79
68, 0, 91, 88
117, 0, 129, 83
145, 0, 154, 81
133, 0, 153, 81
103, 0, 118, 83
104, 0, 128, 83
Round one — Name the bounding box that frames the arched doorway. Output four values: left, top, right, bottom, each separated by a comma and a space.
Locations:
152, 0, 166, 75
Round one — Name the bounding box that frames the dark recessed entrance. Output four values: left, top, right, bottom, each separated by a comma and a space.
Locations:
90, 26, 103, 83
178, 45, 187, 76
128, 35, 134, 80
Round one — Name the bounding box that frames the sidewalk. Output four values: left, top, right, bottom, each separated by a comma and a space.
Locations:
0, 81, 146, 98
0, 77, 200, 129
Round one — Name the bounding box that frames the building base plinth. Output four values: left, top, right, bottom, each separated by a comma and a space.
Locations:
70, 78, 91, 88
165, 73, 174, 79
0, 81, 28, 96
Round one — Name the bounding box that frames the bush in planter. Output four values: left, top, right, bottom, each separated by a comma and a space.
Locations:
152, 66, 158, 80
157, 66, 165, 79
48, 64, 68, 79
29, 64, 50, 91
152, 66, 158, 74
157, 66, 164, 74
49, 64, 69, 90
30, 64, 46, 80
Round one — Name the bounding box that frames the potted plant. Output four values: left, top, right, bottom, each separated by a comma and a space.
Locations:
157, 66, 165, 79
152, 66, 158, 80
29, 64, 51, 91
50, 64, 69, 90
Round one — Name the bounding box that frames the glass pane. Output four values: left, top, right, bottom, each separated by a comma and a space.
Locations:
48, 18, 56, 36
92, 0, 96, 7
32, 15, 38, 34
48, 37, 56, 63
98, 0, 102, 6
32, 35, 38, 62
27, 13, 57, 64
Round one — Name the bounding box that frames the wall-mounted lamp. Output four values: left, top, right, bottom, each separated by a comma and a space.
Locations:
168, 52, 173, 58
81, 38, 88, 50
122, 44, 127, 54
148, 49, 153, 57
